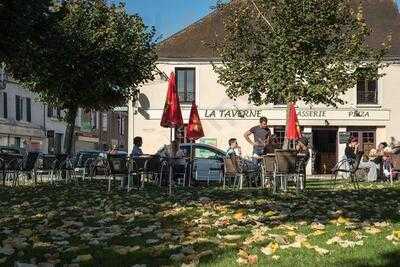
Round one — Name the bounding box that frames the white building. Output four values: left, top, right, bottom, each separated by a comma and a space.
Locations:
0, 79, 67, 153
129, 0, 400, 175
0, 78, 129, 154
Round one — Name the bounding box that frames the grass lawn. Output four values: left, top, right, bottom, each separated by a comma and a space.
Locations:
1, 180, 400, 266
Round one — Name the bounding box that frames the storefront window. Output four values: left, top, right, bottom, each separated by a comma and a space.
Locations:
349, 130, 376, 156
176, 68, 195, 103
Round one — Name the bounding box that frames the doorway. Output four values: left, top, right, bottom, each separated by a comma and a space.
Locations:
312, 128, 338, 174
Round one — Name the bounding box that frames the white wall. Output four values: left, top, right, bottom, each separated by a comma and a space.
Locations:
129, 61, 400, 158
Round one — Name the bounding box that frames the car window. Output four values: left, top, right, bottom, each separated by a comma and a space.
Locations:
195, 147, 218, 159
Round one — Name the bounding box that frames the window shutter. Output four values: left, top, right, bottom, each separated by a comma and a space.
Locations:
15, 95, 21, 121
2, 92, 7, 118
26, 98, 31, 122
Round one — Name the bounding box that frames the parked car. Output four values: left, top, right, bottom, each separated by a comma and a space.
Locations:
0, 146, 22, 155
157, 143, 258, 182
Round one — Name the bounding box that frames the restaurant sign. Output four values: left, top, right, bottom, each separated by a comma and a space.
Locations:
145, 108, 390, 121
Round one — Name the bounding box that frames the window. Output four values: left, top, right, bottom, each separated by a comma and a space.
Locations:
0, 92, 7, 118
48, 106, 62, 119
14, 137, 21, 148
102, 113, 108, 132
26, 98, 31, 122
47, 106, 54, 117
357, 74, 378, 104
120, 117, 125, 135
15, 96, 31, 122
91, 111, 97, 129
176, 68, 195, 103
195, 147, 218, 159
15, 95, 23, 121
349, 129, 376, 157
55, 133, 63, 154
273, 127, 286, 147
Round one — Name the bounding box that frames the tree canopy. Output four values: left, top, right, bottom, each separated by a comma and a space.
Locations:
213, 0, 390, 106
2, 0, 157, 153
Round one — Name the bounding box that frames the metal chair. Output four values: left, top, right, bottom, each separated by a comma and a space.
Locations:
15, 152, 39, 186
129, 157, 149, 191
36, 154, 56, 183
106, 154, 129, 192
262, 154, 275, 188
0, 153, 22, 186
74, 152, 99, 180
223, 157, 243, 189
331, 154, 363, 189
274, 150, 298, 193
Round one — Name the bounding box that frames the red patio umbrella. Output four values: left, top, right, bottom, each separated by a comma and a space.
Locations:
186, 101, 204, 187
160, 72, 183, 195
286, 103, 302, 140
160, 72, 183, 129
186, 101, 204, 141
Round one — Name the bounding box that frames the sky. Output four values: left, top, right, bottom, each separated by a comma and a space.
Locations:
120, 0, 400, 42
117, 0, 222, 41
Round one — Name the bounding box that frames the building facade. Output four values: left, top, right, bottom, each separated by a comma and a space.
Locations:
0, 80, 128, 154
0, 80, 67, 153
129, 0, 400, 175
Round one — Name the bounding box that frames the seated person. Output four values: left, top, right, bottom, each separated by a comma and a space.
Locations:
130, 136, 143, 157
382, 148, 393, 179
226, 138, 242, 158
346, 138, 379, 182
345, 138, 363, 163
370, 142, 388, 164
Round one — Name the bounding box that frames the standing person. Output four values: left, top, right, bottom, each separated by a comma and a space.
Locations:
130, 136, 143, 157
226, 138, 242, 158
244, 117, 271, 158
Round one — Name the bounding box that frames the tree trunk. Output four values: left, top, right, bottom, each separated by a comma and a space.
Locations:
64, 107, 78, 155
283, 102, 291, 149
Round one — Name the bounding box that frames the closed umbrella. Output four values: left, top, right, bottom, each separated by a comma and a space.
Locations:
160, 72, 183, 195
186, 101, 205, 141
186, 101, 205, 186
286, 103, 302, 148
160, 72, 183, 132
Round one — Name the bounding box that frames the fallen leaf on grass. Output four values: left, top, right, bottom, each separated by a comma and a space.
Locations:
374, 222, 390, 228
311, 230, 325, 236
272, 255, 280, 260
233, 209, 247, 220
219, 234, 241, 241
236, 250, 258, 265
364, 227, 381, 235
261, 242, 279, 255
311, 222, 325, 230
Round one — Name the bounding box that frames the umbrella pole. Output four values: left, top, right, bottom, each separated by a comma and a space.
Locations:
189, 143, 193, 187
169, 127, 173, 196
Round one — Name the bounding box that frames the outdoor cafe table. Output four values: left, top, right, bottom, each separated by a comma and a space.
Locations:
0, 153, 23, 186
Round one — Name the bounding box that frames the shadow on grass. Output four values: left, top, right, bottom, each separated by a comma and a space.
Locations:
337, 250, 400, 267
1, 179, 400, 266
